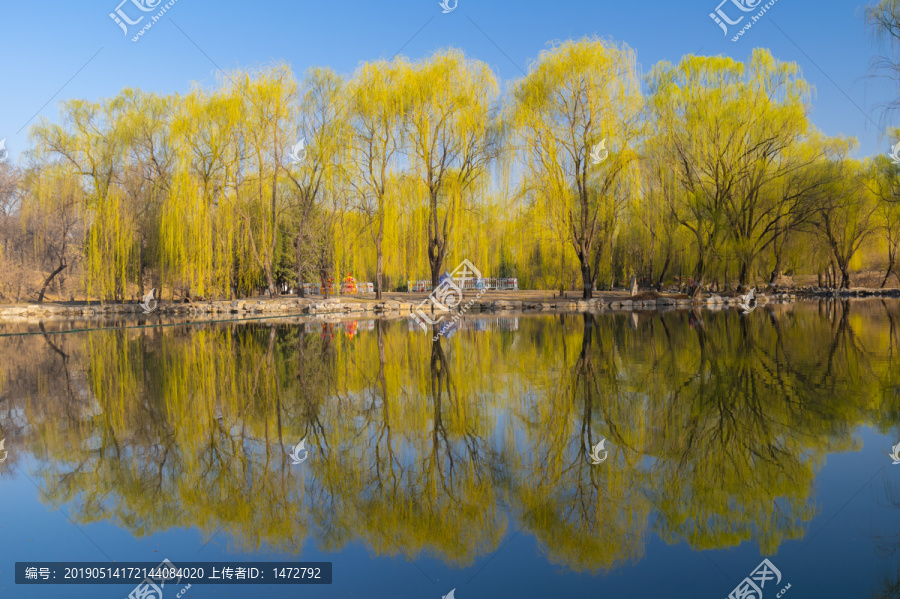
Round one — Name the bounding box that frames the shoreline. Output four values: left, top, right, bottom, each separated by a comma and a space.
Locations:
1, 287, 898, 322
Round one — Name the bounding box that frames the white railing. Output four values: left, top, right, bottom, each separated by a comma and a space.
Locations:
407, 277, 518, 292
299, 282, 375, 295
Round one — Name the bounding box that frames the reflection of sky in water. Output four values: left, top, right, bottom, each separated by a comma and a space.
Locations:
1, 304, 900, 598
7, 431, 897, 599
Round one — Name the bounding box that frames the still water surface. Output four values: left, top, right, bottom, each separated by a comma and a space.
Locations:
1, 301, 900, 598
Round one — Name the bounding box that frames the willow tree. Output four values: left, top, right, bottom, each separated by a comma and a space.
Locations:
876, 191, 900, 287
232, 65, 297, 296
647, 50, 828, 292
812, 154, 879, 288
398, 50, 499, 287
509, 38, 643, 299
19, 165, 84, 301
118, 89, 174, 296
871, 130, 900, 205
345, 60, 402, 300
32, 97, 138, 301
165, 86, 243, 299
635, 151, 685, 289
870, 152, 900, 286
284, 67, 347, 297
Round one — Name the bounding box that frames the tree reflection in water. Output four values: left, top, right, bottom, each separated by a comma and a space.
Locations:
1, 300, 899, 579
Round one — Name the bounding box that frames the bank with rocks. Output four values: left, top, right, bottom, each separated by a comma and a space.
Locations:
1, 287, 898, 322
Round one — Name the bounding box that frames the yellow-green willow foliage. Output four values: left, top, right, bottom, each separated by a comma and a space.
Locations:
397, 49, 500, 286
21, 43, 900, 299
508, 37, 644, 299
233, 65, 298, 294
168, 66, 303, 297
345, 60, 402, 299
18, 164, 84, 294
646, 49, 845, 290
337, 174, 415, 292
165, 86, 243, 298
811, 155, 881, 288
287, 67, 350, 293
32, 96, 142, 300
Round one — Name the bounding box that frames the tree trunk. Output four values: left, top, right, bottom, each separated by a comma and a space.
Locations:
376, 233, 384, 301
295, 234, 305, 298
428, 239, 446, 290
691, 278, 705, 298
267, 172, 278, 297
738, 260, 749, 288
691, 253, 706, 298
38, 262, 67, 303
839, 261, 851, 289
656, 252, 671, 291
578, 249, 593, 300
138, 239, 146, 300
881, 245, 897, 288
264, 266, 276, 297
768, 253, 783, 285
428, 189, 446, 289
768, 229, 786, 285
558, 242, 566, 294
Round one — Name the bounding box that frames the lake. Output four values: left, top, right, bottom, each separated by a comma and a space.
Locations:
1, 300, 900, 598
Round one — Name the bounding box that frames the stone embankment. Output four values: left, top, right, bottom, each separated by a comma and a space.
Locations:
1, 287, 897, 322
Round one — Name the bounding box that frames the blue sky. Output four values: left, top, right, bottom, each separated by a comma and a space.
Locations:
0, 0, 893, 160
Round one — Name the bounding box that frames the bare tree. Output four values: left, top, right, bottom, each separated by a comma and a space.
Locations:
866, 0, 900, 116
0, 153, 25, 301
